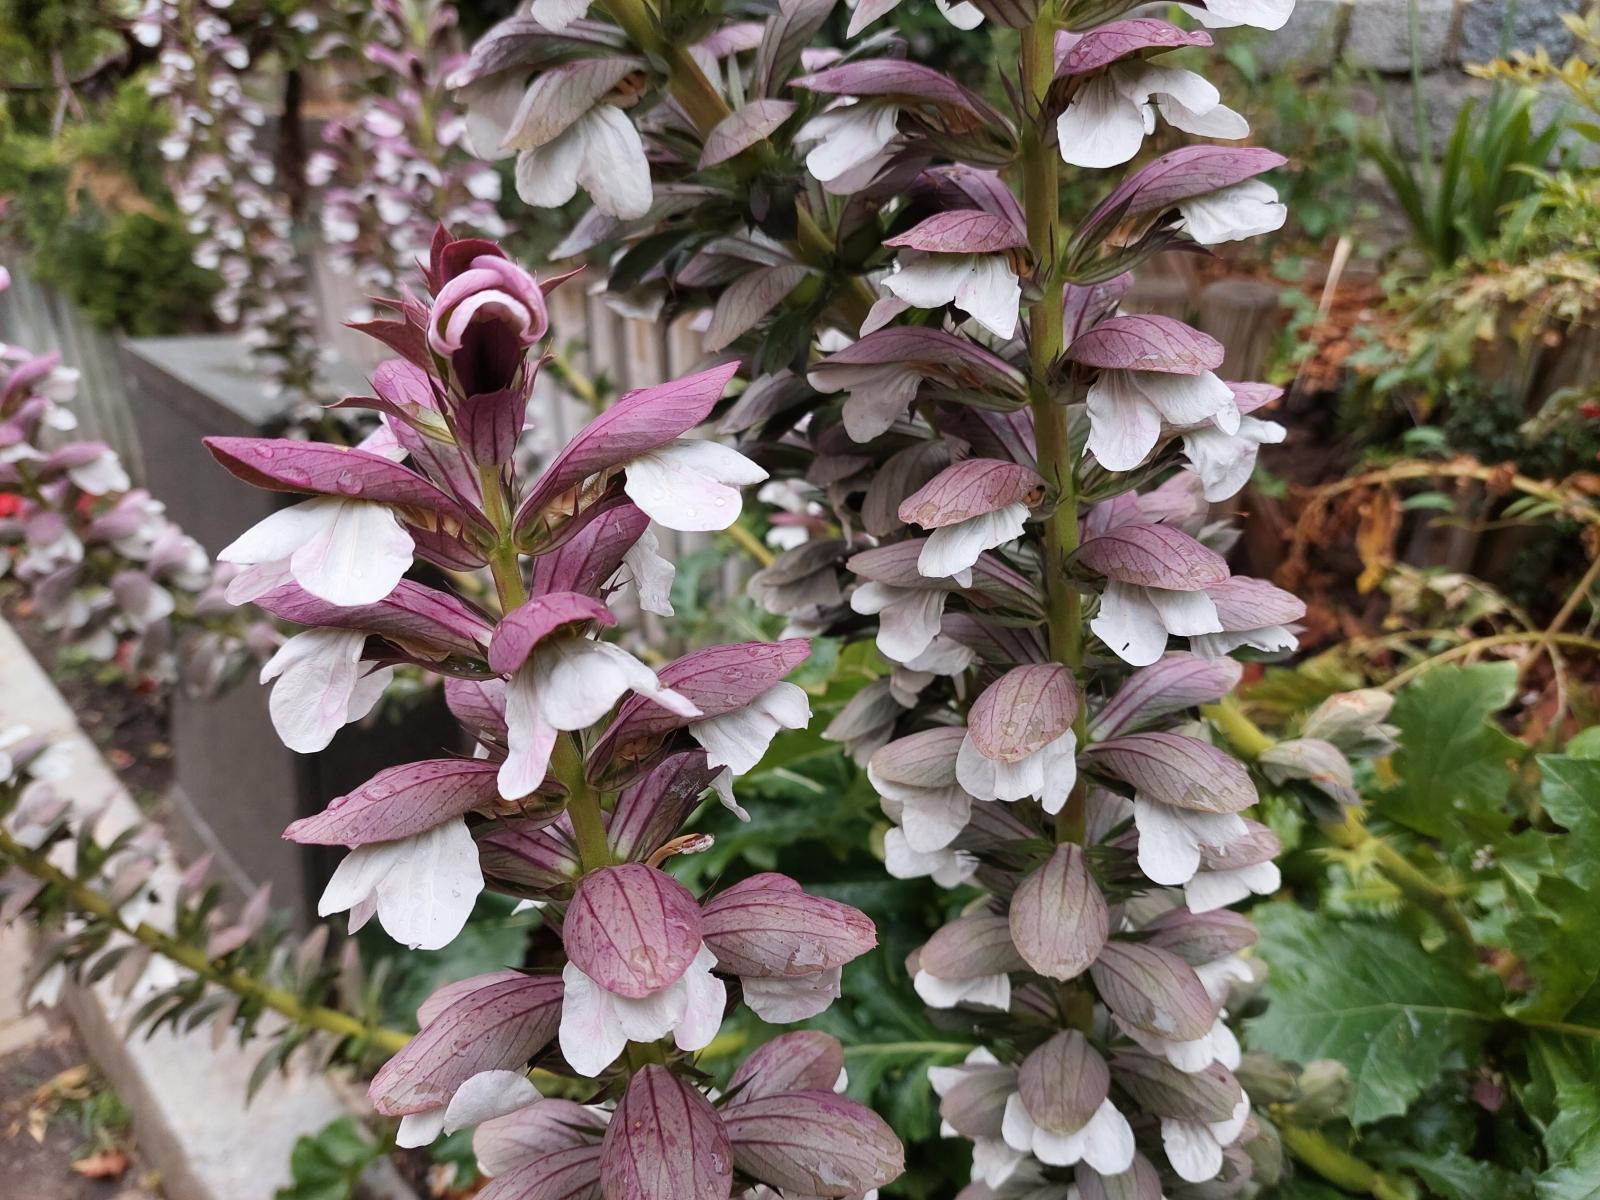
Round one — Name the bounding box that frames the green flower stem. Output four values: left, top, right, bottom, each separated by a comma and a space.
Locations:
0, 823, 411, 1055
1200, 695, 1276, 762
594, 0, 878, 326
1018, 5, 1089, 846
1279, 1124, 1416, 1200
477, 465, 613, 874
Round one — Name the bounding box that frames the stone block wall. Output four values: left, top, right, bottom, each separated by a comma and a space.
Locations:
1271, 0, 1586, 153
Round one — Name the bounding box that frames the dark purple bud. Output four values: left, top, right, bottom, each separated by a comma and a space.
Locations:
564, 864, 703, 998
599, 1066, 732, 1200
1010, 844, 1108, 981
457, 385, 531, 468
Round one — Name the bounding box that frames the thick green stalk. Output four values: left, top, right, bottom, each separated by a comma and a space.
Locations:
1278, 1124, 1415, 1200
477, 465, 613, 872
594, 0, 878, 326
1019, 8, 1088, 845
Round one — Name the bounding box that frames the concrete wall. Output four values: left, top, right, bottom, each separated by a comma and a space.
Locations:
1273, 0, 1587, 153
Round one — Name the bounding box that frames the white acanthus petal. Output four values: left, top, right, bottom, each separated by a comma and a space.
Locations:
671, 945, 727, 1053
317, 820, 483, 951
883, 826, 979, 887
499, 663, 558, 799
1003, 1094, 1135, 1175
619, 525, 676, 616
897, 786, 973, 853
533, 638, 700, 731
1183, 415, 1286, 502
852, 582, 947, 663
529, 0, 590, 30
514, 120, 586, 208
917, 503, 1029, 579
1057, 72, 1149, 168
913, 969, 1010, 1011
798, 101, 900, 184
557, 960, 631, 1077
1145, 586, 1223, 638
742, 967, 842, 1023
440, 1070, 542, 1136
67, 450, 132, 495
395, 1107, 448, 1149
1178, 179, 1287, 245
575, 106, 653, 220
1134, 798, 1248, 886
1186, 859, 1281, 913
1131, 369, 1238, 432
1162, 1116, 1224, 1183
217, 496, 413, 607
260, 628, 393, 754
825, 364, 921, 443
936, 0, 984, 26
624, 438, 768, 532
954, 254, 1022, 339
1178, 0, 1294, 29
710, 767, 750, 822
1092, 580, 1172, 667
558, 946, 723, 1076
690, 682, 811, 775
1085, 370, 1162, 471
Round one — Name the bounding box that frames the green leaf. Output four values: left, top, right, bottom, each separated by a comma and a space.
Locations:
1538, 755, 1600, 890
1378, 663, 1523, 841
1526, 1035, 1600, 1199
1246, 904, 1498, 1125
275, 1117, 384, 1200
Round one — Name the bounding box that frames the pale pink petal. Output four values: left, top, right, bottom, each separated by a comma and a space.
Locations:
1085, 372, 1162, 471
1091, 581, 1170, 666
918, 504, 1028, 579
673, 946, 726, 1051
558, 962, 629, 1077
742, 968, 843, 1023
499, 664, 558, 799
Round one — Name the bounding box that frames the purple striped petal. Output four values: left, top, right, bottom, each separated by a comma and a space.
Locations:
1142, 907, 1258, 966
513, 362, 739, 530
488, 592, 616, 674
529, 503, 651, 598
1088, 731, 1258, 814
1110, 1054, 1242, 1123
1018, 1030, 1110, 1133
476, 1145, 603, 1200
700, 99, 798, 168
919, 913, 1026, 979
255, 580, 492, 659
792, 60, 995, 119
368, 972, 562, 1115
899, 458, 1045, 529
1091, 943, 1217, 1041
722, 1091, 904, 1194
1056, 19, 1212, 76
285, 759, 512, 846
1077, 523, 1229, 590
700, 873, 876, 979
607, 753, 720, 864
1206, 574, 1306, 630
599, 1066, 732, 1200
1089, 653, 1243, 739
885, 210, 1028, 254
726, 1031, 845, 1102
1077, 1154, 1166, 1200
1009, 845, 1108, 981
563, 864, 703, 998
1065, 315, 1223, 375
204, 437, 479, 526
969, 663, 1079, 763
1085, 145, 1287, 230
